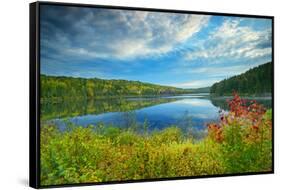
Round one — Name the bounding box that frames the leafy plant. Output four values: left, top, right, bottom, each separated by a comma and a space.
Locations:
40, 93, 272, 185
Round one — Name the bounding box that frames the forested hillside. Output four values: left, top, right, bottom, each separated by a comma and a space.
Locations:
41, 75, 190, 101
210, 62, 272, 96
188, 87, 210, 93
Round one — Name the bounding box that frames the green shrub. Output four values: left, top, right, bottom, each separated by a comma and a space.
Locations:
40, 94, 272, 185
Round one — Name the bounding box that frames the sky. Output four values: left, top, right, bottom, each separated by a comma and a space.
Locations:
40, 5, 272, 89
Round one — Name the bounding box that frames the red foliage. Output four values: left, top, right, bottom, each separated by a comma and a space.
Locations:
227, 92, 266, 127
207, 92, 268, 143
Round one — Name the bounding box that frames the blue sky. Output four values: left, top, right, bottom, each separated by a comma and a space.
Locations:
40, 5, 272, 88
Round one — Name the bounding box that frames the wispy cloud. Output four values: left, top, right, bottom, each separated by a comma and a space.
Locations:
40, 5, 272, 88
185, 63, 263, 78
41, 5, 210, 60
185, 18, 272, 62
171, 79, 220, 88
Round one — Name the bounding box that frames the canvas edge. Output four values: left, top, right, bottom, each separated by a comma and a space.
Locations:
30, 2, 40, 189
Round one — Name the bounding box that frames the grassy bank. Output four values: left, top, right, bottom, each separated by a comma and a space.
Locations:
40, 94, 272, 186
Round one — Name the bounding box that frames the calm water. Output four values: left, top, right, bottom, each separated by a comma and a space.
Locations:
42, 93, 272, 134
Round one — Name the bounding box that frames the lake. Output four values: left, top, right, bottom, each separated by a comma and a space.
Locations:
41, 93, 272, 136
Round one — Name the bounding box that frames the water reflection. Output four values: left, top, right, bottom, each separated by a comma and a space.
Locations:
42, 94, 272, 134
210, 96, 272, 110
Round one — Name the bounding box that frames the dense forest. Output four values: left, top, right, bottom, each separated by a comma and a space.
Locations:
188, 87, 210, 93
210, 62, 272, 96
41, 75, 191, 102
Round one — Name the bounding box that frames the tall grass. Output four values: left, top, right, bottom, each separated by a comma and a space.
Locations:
40, 93, 272, 185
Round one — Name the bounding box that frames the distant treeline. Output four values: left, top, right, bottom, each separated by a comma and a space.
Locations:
210, 62, 272, 96
41, 75, 191, 101
188, 87, 210, 93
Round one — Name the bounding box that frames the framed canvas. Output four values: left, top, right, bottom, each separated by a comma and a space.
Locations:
29, 1, 274, 188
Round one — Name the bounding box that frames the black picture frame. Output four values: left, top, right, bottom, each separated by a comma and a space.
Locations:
30, 1, 274, 189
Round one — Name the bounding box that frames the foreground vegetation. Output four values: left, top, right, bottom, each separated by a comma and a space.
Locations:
40, 94, 272, 185
210, 62, 272, 96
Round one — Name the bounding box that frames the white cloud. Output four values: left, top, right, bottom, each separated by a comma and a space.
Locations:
244, 47, 272, 58
175, 15, 210, 42
96, 12, 210, 59
171, 79, 220, 88
187, 63, 261, 77
185, 18, 272, 61
41, 7, 210, 60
